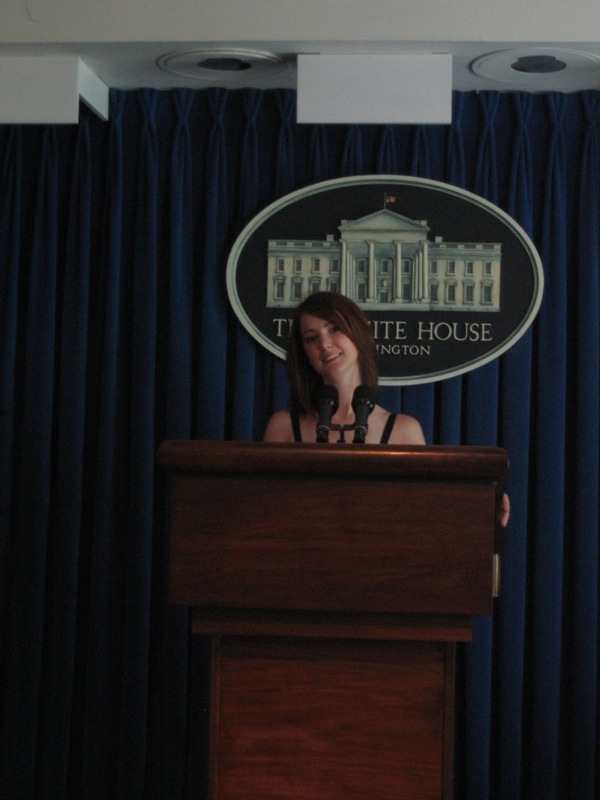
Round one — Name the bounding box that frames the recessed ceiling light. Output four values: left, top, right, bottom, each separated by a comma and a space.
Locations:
157, 48, 290, 84
470, 48, 600, 91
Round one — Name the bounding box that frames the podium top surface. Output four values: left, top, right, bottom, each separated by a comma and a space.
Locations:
158, 440, 508, 482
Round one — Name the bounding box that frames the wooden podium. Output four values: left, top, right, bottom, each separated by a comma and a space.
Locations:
158, 440, 508, 800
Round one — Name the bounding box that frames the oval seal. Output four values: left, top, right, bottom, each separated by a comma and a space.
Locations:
226, 175, 544, 385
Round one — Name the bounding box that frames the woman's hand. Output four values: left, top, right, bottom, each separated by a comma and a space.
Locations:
498, 493, 510, 527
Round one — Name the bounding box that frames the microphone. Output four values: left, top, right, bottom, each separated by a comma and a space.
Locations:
351, 385, 377, 443
316, 385, 339, 442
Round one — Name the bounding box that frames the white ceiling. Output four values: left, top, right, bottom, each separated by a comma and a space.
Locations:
3, 0, 600, 111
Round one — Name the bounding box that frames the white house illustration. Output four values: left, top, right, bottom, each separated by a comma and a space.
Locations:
266, 207, 502, 311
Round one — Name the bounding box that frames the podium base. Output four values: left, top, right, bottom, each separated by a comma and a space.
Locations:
209, 636, 455, 800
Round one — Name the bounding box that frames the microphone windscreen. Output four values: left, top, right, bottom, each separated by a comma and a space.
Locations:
351, 384, 378, 410
318, 384, 339, 410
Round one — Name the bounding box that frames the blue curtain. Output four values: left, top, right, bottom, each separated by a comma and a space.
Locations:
0, 89, 598, 800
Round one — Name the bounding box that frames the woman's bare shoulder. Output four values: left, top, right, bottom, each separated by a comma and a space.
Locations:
387, 412, 426, 445
263, 409, 294, 442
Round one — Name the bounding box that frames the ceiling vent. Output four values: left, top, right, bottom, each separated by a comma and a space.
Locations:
157, 48, 291, 85
470, 47, 600, 91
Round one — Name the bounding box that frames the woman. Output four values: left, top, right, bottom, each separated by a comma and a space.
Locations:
264, 291, 510, 526
263, 291, 426, 445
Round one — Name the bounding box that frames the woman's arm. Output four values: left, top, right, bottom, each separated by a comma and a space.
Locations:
263, 409, 294, 442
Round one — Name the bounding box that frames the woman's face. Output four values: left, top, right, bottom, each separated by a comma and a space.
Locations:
299, 312, 360, 383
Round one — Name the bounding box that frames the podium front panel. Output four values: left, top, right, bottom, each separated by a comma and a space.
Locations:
160, 441, 507, 617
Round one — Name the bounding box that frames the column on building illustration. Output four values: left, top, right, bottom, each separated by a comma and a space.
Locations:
340, 239, 347, 296
410, 248, 417, 303
416, 249, 422, 302
394, 240, 402, 303
420, 239, 429, 303
368, 240, 376, 302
